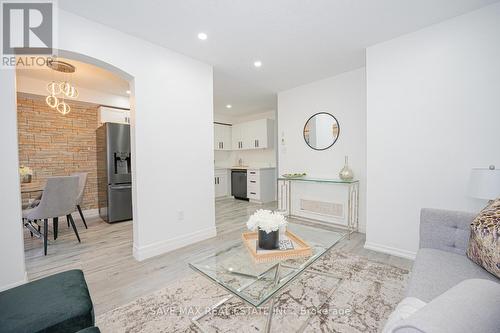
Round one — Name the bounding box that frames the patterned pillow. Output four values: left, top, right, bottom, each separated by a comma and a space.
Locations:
466, 198, 500, 278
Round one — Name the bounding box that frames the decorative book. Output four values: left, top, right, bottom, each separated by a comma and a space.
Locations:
279, 239, 294, 251
242, 230, 312, 263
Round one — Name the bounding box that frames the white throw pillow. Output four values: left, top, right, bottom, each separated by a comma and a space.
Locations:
382, 297, 427, 333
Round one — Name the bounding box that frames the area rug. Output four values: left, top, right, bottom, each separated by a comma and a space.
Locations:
97, 251, 409, 332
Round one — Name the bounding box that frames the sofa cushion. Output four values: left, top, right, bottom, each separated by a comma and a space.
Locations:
0, 269, 94, 333
382, 297, 427, 333
466, 198, 500, 278
406, 248, 498, 302
394, 279, 500, 333
420, 208, 474, 255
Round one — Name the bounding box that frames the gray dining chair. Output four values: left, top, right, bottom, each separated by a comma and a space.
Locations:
22, 176, 80, 255
71, 172, 89, 229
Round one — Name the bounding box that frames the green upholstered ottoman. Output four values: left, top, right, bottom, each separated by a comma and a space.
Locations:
0, 269, 94, 333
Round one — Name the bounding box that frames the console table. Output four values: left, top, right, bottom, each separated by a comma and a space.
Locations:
277, 177, 359, 236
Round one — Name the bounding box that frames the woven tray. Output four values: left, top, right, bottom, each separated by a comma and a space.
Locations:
242, 230, 312, 263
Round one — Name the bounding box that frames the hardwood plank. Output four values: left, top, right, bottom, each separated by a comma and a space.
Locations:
24, 197, 412, 315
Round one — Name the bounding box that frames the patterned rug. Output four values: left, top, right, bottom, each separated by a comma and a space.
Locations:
97, 251, 409, 332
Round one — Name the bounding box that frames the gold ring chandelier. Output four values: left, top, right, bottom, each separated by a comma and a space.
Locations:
45, 60, 78, 115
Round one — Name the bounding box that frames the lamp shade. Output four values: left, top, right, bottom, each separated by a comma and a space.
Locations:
467, 167, 500, 200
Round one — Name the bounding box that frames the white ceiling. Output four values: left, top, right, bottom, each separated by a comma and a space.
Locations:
58, 0, 499, 116
16, 57, 130, 97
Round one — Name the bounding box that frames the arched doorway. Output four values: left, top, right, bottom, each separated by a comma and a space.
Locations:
16, 50, 136, 278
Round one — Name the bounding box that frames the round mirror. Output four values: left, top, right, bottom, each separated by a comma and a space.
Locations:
303, 112, 340, 150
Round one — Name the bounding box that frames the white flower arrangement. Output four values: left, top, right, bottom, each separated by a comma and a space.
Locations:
19, 166, 32, 176
246, 209, 288, 234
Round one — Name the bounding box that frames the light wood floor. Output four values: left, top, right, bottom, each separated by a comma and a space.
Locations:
24, 197, 413, 315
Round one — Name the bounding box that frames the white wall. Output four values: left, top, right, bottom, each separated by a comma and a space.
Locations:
277, 68, 367, 231
214, 110, 275, 124
0, 69, 27, 291
213, 113, 235, 124
0, 9, 215, 289
16, 75, 130, 109
365, 3, 500, 259
215, 149, 276, 168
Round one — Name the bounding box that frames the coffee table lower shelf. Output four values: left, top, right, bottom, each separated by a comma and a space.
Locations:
190, 262, 344, 333
189, 223, 346, 332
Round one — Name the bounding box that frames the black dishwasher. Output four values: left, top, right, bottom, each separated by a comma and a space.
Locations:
231, 169, 248, 200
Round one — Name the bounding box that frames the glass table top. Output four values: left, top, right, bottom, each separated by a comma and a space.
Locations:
189, 223, 345, 307
278, 176, 359, 184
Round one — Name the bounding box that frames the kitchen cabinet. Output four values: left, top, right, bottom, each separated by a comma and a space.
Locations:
246, 168, 276, 203
231, 122, 246, 150
98, 106, 130, 125
246, 119, 274, 149
215, 169, 230, 198
231, 119, 274, 150
214, 123, 232, 150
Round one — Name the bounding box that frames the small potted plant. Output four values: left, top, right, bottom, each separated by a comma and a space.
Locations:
247, 209, 288, 250
19, 166, 33, 183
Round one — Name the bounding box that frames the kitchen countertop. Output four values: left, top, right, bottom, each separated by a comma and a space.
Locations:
215, 166, 276, 170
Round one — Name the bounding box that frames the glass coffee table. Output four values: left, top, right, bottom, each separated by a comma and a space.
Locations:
189, 222, 346, 332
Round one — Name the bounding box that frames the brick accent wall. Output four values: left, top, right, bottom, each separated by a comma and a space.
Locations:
17, 93, 100, 210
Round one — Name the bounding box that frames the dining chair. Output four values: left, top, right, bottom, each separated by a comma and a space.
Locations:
22, 190, 55, 239
71, 172, 89, 229
22, 195, 42, 238
22, 176, 80, 255
22, 196, 41, 210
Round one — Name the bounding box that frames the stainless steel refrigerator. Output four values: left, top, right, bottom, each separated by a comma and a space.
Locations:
96, 123, 133, 223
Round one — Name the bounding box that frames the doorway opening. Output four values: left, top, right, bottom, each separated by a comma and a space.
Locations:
16, 52, 137, 295
213, 110, 278, 236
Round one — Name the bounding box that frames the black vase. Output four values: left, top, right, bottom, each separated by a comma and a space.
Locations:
258, 229, 279, 250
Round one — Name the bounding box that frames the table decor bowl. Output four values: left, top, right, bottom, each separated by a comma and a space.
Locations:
282, 172, 307, 179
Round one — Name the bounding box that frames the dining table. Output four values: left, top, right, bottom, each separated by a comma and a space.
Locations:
20, 180, 45, 194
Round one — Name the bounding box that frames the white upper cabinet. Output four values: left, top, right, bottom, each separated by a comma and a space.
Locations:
214, 119, 274, 151
231, 123, 245, 150
246, 119, 274, 149
231, 119, 274, 150
214, 123, 232, 150
98, 106, 130, 125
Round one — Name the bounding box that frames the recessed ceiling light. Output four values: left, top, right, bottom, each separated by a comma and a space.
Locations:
197, 32, 208, 40
126, 90, 131, 95
253, 60, 262, 68
226, 104, 232, 109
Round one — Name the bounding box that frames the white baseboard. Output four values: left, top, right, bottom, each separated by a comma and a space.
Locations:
0, 271, 28, 292
133, 226, 217, 261
364, 241, 417, 260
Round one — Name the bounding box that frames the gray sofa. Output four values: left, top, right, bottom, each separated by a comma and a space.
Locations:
392, 208, 500, 333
